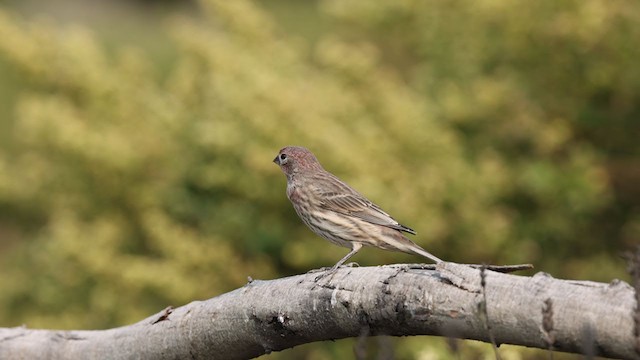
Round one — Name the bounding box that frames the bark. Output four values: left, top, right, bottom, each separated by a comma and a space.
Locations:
0, 262, 637, 359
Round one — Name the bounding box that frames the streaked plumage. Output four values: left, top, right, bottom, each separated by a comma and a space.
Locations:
273, 146, 442, 270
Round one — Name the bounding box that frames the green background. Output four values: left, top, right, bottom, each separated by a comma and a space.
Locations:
0, 0, 638, 358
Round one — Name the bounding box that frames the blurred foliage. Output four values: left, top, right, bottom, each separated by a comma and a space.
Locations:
0, 0, 637, 358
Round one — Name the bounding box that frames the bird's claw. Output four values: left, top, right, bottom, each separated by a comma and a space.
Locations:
310, 263, 361, 282
307, 262, 360, 275
313, 272, 329, 282
307, 267, 333, 274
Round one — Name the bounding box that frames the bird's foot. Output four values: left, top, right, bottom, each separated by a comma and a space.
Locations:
307, 267, 332, 274
313, 271, 332, 282
307, 262, 359, 274
311, 262, 360, 282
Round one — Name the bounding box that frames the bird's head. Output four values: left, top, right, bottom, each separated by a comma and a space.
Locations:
273, 146, 323, 178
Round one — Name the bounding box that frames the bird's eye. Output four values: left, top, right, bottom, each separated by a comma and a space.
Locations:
280, 154, 287, 161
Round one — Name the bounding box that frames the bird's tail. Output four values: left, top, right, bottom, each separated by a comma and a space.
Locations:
409, 245, 443, 264
379, 228, 443, 263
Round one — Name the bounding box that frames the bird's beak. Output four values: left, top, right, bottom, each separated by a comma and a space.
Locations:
273, 156, 280, 165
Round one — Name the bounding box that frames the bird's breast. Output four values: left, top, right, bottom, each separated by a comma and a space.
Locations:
286, 183, 299, 202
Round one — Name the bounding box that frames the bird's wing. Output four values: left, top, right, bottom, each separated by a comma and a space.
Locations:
319, 191, 417, 235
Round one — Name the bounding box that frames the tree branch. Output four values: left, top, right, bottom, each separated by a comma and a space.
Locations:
0, 262, 636, 359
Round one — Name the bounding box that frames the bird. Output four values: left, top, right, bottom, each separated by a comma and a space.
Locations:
273, 145, 442, 272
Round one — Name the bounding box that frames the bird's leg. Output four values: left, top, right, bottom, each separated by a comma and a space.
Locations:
330, 243, 363, 271
313, 243, 363, 281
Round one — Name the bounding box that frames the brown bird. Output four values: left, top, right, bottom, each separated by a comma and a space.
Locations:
273, 146, 442, 271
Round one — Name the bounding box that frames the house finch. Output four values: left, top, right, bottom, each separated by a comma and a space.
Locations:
273, 146, 442, 271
